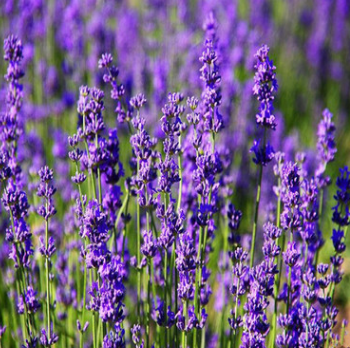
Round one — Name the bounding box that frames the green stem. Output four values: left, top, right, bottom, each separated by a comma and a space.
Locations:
270, 171, 282, 348
194, 225, 203, 347
15, 275, 27, 341
305, 302, 310, 343
8, 196, 30, 341
340, 320, 346, 345
145, 190, 151, 348
286, 232, 293, 315
200, 327, 205, 348
250, 163, 263, 268
220, 204, 229, 348
73, 161, 89, 348
177, 135, 183, 212
80, 260, 87, 348
325, 225, 348, 348
170, 240, 178, 347
89, 268, 97, 348
115, 192, 130, 230
250, 129, 266, 268
314, 188, 324, 265
163, 250, 168, 348
182, 300, 188, 348
114, 191, 130, 252
137, 158, 141, 321
231, 277, 241, 348
146, 261, 151, 348
95, 130, 102, 206
82, 113, 97, 201
45, 195, 51, 342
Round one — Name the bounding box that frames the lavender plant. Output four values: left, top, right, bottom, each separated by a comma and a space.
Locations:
0, 3, 350, 348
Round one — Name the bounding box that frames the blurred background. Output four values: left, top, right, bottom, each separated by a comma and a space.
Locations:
0, 0, 350, 344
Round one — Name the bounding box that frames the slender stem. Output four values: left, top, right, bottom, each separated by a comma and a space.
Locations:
15, 271, 27, 341
271, 171, 282, 348
174, 241, 179, 347
325, 225, 348, 348
137, 158, 141, 320
45, 191, 51, 342
80, 260, 87, 348
194, 226, 203, 326
174, 135, 182, 348
89, 268, 97, 348
115, 191, 130, 252
250, 129, 267, 268
193, 326, 197, 348
305, 302, 310, 343
340, 320, 346, 345
200, 327, 205, 348
6, 191, 31, 340
220, 204, 229, 348
164, 250, 168, 348
182, 300, 188, 348
115, 192, 130, 230
74, 161, 88, 348
315, 188, 324, 265
145, 190, 151, 348
95, 130, 102, 206
82, 114, 97, 201
231, 277, 241, 348
169, 235, 179, 347
177, 135, 183, 213
250, 163, 263, 268
146, 261, 151, 348
286, 232, 293, 315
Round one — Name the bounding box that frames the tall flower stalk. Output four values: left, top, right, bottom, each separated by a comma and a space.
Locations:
36, 166, 57, 346
250, 45, 278, 268
1, 35, 40, 347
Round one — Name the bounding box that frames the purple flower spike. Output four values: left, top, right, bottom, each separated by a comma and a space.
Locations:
283, 242, 300, 267
4, 35, 23, 62
316, 109, 336, 180
253, 44, 278, 130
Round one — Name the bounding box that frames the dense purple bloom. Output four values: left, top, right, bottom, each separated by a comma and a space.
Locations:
1, 35, 25, 185
19, 286, 40, 314
250, 140, 275, 166
130, 93, 147, 111
39, 329, 59, 347
317, 109, 336, 166
280, 162, 302, 231
227, 203, 243, 245
4, 35, 23, 62
283, 242, 300, 267
253, 45, 278, 130
98, 53, 113, 68
102, 323, 125, 348
37, 166, 57, 221
131, 324, 144, 348
251, 44, 277, 171
140, 230, 157, 259
82, 200, 109, 243
332, 166, 350, 227
39, 236, 56, 258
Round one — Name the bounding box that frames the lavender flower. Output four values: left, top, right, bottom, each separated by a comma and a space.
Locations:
36, 166, 57, 345
316, 109, 336, 185
252, 45, 278, 130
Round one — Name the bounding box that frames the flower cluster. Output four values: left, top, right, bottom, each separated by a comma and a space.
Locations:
1, 6, 350, 348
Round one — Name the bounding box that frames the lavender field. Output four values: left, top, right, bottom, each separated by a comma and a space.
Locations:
1, 1, 350, 348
